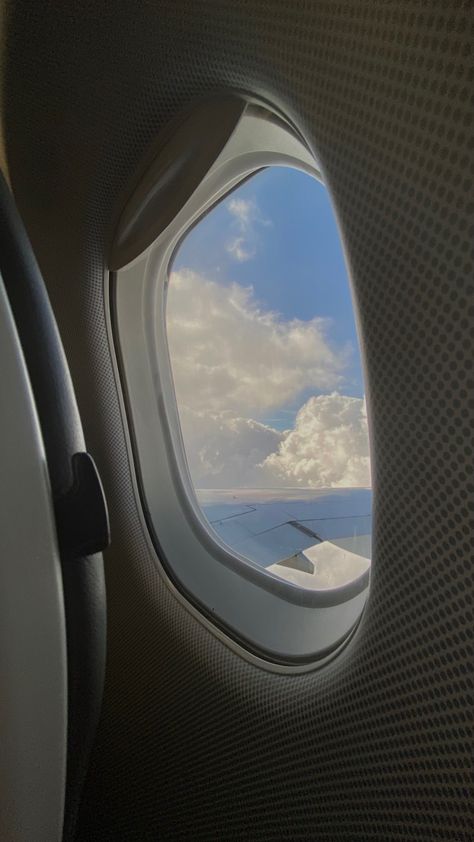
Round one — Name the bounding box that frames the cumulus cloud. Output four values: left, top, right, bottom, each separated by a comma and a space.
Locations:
167, 269, 348, 417
179, 406, 283, 488
178, 395, 369, 490
166, 269, 370, 490
262, 393, 370, 488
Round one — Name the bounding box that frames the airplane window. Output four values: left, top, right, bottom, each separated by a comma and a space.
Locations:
166, 166, 372, 592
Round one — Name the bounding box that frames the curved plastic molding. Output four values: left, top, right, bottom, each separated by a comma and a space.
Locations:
109, 95, 246, 270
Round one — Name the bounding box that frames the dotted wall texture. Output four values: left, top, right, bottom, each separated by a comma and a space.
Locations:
2, 1, 473, 840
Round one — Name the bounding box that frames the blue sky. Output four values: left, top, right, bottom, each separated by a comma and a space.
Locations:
173, 166, 364, 430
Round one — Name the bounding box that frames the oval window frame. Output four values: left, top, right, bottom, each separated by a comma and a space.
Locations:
109, 95, 372, 667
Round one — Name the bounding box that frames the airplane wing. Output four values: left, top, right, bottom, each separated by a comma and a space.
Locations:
199, 487, 372, 591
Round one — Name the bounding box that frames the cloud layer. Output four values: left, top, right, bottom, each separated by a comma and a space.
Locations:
166, 269, 370, 490
178, 395, 370, 489
167, 270, 348, 416
178, 406, 284, 488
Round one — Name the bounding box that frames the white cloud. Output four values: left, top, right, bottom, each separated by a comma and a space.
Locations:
179, 406, 283, 488
178, 395, 369, 490
225, 196, 269, 261
166, 269, 369, 490
167, 269, 348, 417
226, 236, 255, 262
227, 197, 254, 227
261, 393, 370, 488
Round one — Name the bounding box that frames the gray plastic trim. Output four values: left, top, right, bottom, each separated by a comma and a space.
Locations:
0, 275, 67, 841
112, 99, 370, 663
110, 94, 247, 270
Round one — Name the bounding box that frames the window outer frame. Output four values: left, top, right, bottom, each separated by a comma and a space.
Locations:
110, 99, 371, 665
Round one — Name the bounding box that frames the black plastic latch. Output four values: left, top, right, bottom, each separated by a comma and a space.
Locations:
54, 452, 110, 560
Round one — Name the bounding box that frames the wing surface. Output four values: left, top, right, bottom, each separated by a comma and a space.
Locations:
199, 487, 372, 590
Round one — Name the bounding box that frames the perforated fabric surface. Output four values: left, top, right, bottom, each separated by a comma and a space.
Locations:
2, 1, 473, 839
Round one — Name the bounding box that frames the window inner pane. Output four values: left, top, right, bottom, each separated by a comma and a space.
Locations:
167, 167, 371, 591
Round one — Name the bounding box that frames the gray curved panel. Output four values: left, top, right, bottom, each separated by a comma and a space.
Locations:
0, 277, 66, 842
